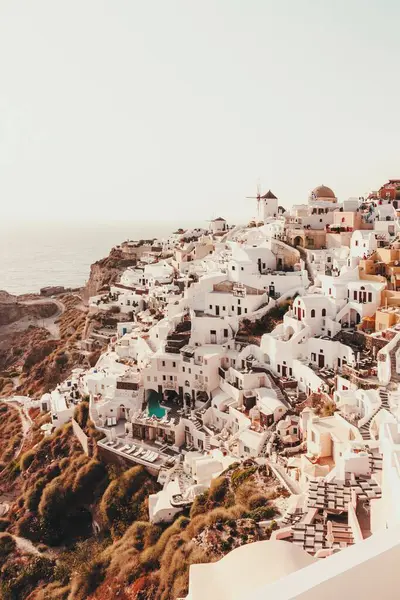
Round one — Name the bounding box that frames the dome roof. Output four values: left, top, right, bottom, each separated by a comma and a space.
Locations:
311, 185, 336, 200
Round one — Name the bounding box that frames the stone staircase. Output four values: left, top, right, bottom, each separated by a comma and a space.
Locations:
369, 452, 383, 473
359, 412, 377, 441
378, 388, 390, 410
359, 389, 390, 440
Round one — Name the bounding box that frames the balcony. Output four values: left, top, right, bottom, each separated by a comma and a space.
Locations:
218, 367, 226, 380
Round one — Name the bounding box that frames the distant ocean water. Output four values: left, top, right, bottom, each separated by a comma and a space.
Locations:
0, 220, 198, 295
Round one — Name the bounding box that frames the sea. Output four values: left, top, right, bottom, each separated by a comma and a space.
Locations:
0, 220, 197, 295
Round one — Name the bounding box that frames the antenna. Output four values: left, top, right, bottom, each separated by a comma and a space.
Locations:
246, 178, 262, 221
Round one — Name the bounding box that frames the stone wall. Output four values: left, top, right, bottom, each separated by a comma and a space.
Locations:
72, 418, 92, 456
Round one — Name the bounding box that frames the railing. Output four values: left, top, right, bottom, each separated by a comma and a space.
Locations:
218, 367, 226, 379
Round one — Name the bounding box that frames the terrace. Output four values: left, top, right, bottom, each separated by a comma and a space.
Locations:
97, 435, 179, 471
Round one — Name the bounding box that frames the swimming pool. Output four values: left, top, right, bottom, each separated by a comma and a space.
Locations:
147, 390, 166, 418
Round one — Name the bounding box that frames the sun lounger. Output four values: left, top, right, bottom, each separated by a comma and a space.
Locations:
148, 453, 158, 463
126, 445, 136, 454
120, 444, 130, 452
111, 417, 117, 426
141, 451, 151, 460
133, 448, 143, 456
107, 418, 112, 427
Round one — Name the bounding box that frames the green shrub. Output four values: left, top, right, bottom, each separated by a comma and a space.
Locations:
231, 466, 257, 488
0, 533, 16, 562
208, 476, 229, 505
0, 555, 55, 599
73, 401, 89, 429
246, 505, 277, 521
0, 518, 10, 532
190, 491, 209, 518
247, 493, 270, 510
20, 449, 35, 471
100, 466, 155, 534
72, 459, 107, 504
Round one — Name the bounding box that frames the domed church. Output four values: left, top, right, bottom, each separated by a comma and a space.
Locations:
309, 185, 337, 203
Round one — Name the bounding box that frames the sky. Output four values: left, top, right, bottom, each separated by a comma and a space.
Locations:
0, 0, 399, 225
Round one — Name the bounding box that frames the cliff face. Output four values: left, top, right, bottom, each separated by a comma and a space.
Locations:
0, 301, 57, 327
0, 294, 89, 398
84, 248, 137, 299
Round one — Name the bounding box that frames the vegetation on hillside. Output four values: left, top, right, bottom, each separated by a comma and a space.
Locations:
0, 403, 286, 600
239, 301, 292, 338
0, 404, 23, 471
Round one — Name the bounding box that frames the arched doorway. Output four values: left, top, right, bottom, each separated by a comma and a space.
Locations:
196, 390, 209, 404
293, 236, 303, 247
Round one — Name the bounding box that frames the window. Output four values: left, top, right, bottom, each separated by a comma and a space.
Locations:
232, 265, 236, 270
224, 328, 228, 337
223, 306, 226, 311
162, 361, 165, 367
188, 368, 191, 374
329, 288, 332, 295
322, 308, 326, 317
147, 376, 150, 381
163, 375, 166, 381
368, 292, 372, 302
311, 309, 316, 318
244, 308, 248, 313
172, 362, 176, 368
311, 430, 316, 442
182, 367, 185, 372
241, 267, 244, 271
277, 365, 281, 373
169, 376, 173, 381
311, 353, 316, 361
231, 305, 234, 311
238, 299, 241, 305
353, 291, 357, 300
209, 305, 212, 309
355, 240, 359, 246
243, 446, 250, 453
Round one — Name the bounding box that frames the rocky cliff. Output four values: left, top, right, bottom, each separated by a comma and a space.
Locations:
84, 248, 137, 299
0, 301, 57, 327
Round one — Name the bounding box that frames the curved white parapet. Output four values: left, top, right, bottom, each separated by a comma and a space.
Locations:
186, 539, 316, 600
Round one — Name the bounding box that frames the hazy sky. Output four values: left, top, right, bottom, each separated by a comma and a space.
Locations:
1, 1, 399, 224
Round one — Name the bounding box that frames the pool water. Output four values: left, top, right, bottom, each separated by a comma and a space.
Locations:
147, 390, 166, 418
